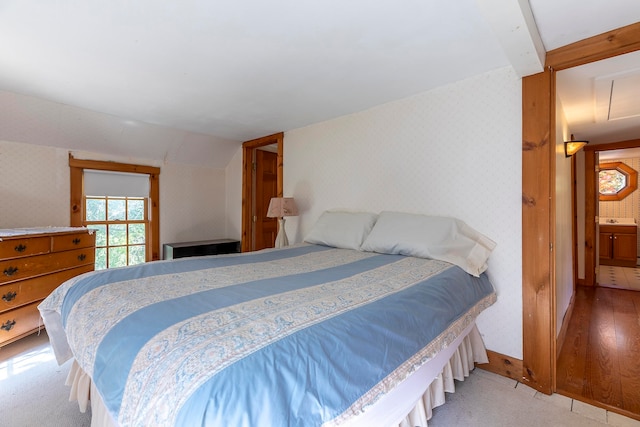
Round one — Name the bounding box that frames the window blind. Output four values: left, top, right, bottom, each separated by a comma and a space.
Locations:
84, 170, 150, 197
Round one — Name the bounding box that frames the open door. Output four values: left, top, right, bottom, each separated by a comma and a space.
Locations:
254, 149, 278, 250
241, 133, 283, 252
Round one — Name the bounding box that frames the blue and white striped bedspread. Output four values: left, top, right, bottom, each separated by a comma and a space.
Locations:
39, 243, 496, 426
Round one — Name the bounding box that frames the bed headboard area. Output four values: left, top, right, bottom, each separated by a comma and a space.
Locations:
281, 66, 522, 360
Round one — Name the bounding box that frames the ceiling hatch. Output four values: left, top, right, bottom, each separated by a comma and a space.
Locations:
595, 69, 640, 122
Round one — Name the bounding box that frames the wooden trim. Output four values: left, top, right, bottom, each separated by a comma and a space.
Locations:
598, 162, 637, 201
149, 172, 160, 261
549, 71, 558, 393
556, 389, 640, 422
69, 159, 84, 227
546, 22, 640, 70
522, 69, 555, 394
584, 138, 640, 152
556, 293, 575, 359
476, 350, 523, 382
584, 150, 596, 286
241, 133, 284, 252
69, 157, 160, 175
523, 23, 640, 398
68, 154, 161, 261
570, 156, 579, 292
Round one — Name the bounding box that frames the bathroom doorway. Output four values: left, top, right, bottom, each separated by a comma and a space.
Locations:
595, 147, 640, 291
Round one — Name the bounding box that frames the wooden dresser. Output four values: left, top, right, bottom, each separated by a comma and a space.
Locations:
0, 227, 95, 347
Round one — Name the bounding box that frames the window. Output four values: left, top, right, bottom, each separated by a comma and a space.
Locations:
69, 155, 161, 263
86, 196, 148, 270
599, 161, 638, 201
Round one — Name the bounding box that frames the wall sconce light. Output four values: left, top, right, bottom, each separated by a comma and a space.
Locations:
266, 197, 299, 248
564, 134, 589, 157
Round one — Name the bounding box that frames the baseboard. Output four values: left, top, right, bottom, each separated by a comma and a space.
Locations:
476, 350, 523, 382
556, 292, 576, 359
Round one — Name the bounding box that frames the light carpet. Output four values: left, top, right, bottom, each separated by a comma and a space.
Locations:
1, 331, 640, 427
0, 331, 90, 427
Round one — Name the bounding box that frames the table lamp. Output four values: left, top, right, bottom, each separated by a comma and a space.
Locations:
266, 197, 299, 248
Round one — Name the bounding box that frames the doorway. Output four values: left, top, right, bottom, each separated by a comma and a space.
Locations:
584, 143, 640, 289
253, 147, 278, 250
522, 24, 640, 397
596, 148, 640, 291
557, 100, 640, 419
241, 132, 283, 252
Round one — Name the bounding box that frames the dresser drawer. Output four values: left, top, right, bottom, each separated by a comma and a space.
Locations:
0, 236, 51, 259
52, 232, 95, 252
0, 301, 41, 345
0, 265, 94, 313
0, 248, 95, 285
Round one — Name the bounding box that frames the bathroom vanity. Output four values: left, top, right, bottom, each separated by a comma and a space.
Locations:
599, 218, 638, 267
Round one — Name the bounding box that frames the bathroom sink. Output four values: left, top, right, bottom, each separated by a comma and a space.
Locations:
599, 217, 637, 225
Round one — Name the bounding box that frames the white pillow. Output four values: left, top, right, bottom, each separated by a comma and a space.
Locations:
304, 210, 378, 250
360, 211, 496, 276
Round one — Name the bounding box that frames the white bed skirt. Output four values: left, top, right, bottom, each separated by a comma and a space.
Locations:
66, 323, 488, 427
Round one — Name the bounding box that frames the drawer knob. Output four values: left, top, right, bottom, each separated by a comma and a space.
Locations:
72, 238, 81, 245
1, 291, 17, 302
14, 244, 27, 253
3, 266, 18, 277
1, 319, 16, 331
78, 254, 87, 261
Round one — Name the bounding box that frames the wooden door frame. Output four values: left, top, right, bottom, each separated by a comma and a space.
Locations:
584, 138, 640, 287
522, 22, 640, 394
241, 132, 283, 252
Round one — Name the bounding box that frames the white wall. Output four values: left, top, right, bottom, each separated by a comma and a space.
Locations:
282, 67, 523, 359
225, 147, 244, 241
159, 162, 227, 247
555, 99, 574, 336
0, 139, 228, 257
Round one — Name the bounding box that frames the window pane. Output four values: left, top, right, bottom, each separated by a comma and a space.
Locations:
128, 224, 145, 244
108, 224, 127, 246
86, 199, 106, 221
95, 247, 107, 270
129, 245, 145, 265
108, 246, 127, 268
84, 194, 148, 270
599, 169, 627, 195
107, 199, 126, 221
128, 199, 145, 220
89, 224, 107, 247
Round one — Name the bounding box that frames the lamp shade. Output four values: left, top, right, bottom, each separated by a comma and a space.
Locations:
564, 134, 589, 157
267, 197, 299, 218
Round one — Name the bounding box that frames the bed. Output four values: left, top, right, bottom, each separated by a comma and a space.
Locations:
39, 211, 497, 427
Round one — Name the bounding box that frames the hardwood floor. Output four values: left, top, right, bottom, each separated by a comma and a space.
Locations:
557, 285, 640, 421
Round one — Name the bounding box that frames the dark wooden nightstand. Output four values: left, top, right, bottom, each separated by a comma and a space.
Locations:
163, 239, 240, 260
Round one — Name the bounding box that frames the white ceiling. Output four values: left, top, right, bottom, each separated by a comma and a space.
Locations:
557, 51, 640, 146
0, 1, 639, 164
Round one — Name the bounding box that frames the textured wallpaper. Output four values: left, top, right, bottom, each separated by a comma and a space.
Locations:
0, 140, 228, 257
284, 67, 524, 358
0, 140, 70, 228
